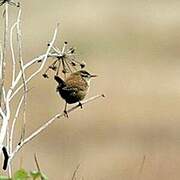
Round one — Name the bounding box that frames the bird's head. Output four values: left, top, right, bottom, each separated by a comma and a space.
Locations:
75, 70, 97, 83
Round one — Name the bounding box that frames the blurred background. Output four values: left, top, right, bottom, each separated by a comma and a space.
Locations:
1, 0, 180, 179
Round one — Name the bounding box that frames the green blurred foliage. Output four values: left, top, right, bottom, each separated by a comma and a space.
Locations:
0, 169, 48, 180
0, 176, 11, 180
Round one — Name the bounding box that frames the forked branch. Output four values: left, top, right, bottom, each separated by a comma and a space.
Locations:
0, 19, 59, 156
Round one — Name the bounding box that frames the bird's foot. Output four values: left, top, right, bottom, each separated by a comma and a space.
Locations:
78, 102, 83, 109
63, 110, 69, 118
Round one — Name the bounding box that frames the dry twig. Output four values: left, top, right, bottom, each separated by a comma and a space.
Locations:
72, 164, 81, 180
9, 94, 104, 162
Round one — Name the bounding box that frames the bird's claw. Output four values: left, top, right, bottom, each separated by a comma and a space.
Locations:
63, 110, 69, 118
79, 102, 83, 109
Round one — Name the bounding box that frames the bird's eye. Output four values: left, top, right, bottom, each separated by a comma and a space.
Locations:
82, 74, 88, 77
81, 72, 90, 78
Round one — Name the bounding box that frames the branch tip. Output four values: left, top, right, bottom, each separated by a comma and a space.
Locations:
101, 94, 105, 98
17, 2, 20, 7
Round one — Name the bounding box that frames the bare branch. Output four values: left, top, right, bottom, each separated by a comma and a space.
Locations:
0, 1, 104, 175
9, 54, 47, 101
9, 95, 24, 153
0, 24, 59, 150
8, 163, 12, 178
0, 5, 23, 151
10, 22, 17, 83
16, 8, 27, 141
6, 126, 12, 177
2, 87, 6, 104
9, 24, 59, 101
0, 2, 9, 106
20, 24, 59, 85
0, 43, 3, 79
9, 94, 104, 161
0, 44, 4, 105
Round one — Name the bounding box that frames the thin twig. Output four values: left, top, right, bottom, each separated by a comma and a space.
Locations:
62, 58, 67, 79
0, 2, 9, 106
9, 94, 104, 161
0, 25, 57, 159
34, 153, 43, 180
0, 24, 59, 150
6, 126, 10, 153
22, 23, 59, 85
52, 45, 61, 54
34, 154, 44, 180
9, 95, 24, 153
0, 92, 11, 150
64, 59, 73, 73
16, 8, 27, 142
9, 24, 59, 101
0, 4, 18, 153
0, 44, 3, 108
61, 42, 67, 54
139, 155, 146, 174
34, 153, 41, 172
9, 54, 47, 101
9, 52, 62, 101
72, 164, 81, 180
56, 60, 61, 76
10, 22, 17, 84
2, 87, 6, 105
6, 127, 12, 177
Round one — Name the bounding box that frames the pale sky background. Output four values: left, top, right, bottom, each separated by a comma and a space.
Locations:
1, 0, 180, 179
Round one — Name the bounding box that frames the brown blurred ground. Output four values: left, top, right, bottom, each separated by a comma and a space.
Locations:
1, 0, 180, 179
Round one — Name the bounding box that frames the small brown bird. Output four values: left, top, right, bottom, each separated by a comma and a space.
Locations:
54, 70, 97, 116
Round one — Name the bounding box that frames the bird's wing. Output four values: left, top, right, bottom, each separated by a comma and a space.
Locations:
62, 86, 78, 93
65, 77, 88, 91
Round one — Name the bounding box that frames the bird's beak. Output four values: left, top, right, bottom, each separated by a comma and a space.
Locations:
90, 74, 98, 78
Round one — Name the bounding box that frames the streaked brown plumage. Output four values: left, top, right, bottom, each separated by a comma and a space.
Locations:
54, 70, 97, 116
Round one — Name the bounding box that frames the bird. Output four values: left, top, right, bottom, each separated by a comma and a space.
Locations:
54, 70, 97, 117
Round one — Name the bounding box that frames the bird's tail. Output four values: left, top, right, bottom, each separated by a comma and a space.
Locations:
54, 75, 65, 87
